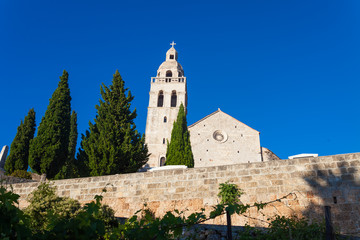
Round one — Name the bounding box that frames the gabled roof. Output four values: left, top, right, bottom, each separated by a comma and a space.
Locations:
188, 108, 259, 133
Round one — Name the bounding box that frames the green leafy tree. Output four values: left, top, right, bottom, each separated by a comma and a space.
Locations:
78, 70, 149, 176
166, 103, 194, 167
5, 108, 36, 174
29, 70, 72, 179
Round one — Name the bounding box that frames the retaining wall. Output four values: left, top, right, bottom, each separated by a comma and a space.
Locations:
7, 153, 360, 236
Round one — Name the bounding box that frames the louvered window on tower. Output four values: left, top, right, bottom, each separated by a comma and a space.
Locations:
171, 90, 177, 107
157, 91, 164, 107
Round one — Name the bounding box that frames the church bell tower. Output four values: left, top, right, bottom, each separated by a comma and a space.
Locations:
145, 42, 187, 168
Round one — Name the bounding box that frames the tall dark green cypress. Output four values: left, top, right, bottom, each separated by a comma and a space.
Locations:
55, 110, 78, 179
29, 70, 72, 179
5, 108, 36, 174
68, 110, 78, 164
166, 103, 194, 168
78, 70, 149, 176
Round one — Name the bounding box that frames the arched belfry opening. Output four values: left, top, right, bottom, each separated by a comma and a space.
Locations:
166, 70, 172, 77
157, 91, 164, 107
171, 90, 177, 107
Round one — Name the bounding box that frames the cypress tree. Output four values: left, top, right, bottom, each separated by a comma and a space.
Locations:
68, 110, 78, 164
166, 103, 194, 168
5, 108, 36, 174
79, 70, 149, 176
29, 70, 72, 179
55, 110, 78, 179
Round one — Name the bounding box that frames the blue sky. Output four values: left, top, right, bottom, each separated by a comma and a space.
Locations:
0, 0, 359, 159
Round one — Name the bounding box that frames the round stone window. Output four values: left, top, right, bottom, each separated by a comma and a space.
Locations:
213, 130, 228, 143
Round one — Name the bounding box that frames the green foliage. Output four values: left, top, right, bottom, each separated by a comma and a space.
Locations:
165, 103, 194, 168
10, 170, 32, 179
0, 185, 32, 239
237, 215, 327, 240
79, 70, 149, 176
55, 110, 79, 179
5, 108, 36, 174
218, 181, 244, 205
29, 70, 73, 179
24, 182, 81, 234
0, 182, 338, 240
41, 195, 108, 240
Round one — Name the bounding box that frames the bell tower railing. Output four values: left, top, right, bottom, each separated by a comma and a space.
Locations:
151, 77, 186, 83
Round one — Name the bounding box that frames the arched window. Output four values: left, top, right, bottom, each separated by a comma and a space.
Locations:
166, 70, 172, 77
162, 138, 165, 144
157, 91, 164, 107
171, 90, 177, 107
164, 116, 167, 123
160, 157, 166, 166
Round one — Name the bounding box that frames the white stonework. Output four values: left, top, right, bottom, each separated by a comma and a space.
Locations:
188, 109, 263, 167
145, 44, 279, 168
145, 44, 187, 168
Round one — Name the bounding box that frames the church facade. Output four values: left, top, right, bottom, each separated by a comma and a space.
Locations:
145, 43, 279, 168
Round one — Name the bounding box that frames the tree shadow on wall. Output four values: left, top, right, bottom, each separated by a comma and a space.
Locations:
302, 155, 360, 238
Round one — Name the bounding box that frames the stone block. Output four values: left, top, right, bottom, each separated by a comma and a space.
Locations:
341, 174, 354, 181
249, 169, 260, 175
176, 187, 185, 193
236, 169, 250, 176
245, 182, 257, 188
337, 161, 350, 168
204, 179, 217, 185
217, 166, 227, 171
174, 169, 184, 175
241, 176, 252, 182
147, 183, 158, 189
271, 180, 283, 186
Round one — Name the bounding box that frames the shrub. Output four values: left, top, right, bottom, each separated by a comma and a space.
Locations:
24, 182, 81, 233
10, 170, 32, 179
0, 185, 32, 239
237, 215, 327, 240
218, 181, 244, 205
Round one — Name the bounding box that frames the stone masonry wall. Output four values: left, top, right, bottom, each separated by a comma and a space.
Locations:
7, 153, 360, 237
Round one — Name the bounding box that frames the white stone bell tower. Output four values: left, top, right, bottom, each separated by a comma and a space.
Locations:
145, 42, 187, 168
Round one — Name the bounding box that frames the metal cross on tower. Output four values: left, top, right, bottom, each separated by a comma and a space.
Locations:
170, 41, 176, 47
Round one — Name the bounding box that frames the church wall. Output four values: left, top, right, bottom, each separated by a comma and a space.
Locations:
8, 152, 360, 236
189, 111, 262, 167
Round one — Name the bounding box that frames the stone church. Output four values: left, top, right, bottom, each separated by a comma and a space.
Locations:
145, 43, 279, 168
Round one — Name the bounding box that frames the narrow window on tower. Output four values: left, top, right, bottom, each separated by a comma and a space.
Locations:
160, 157, 166, 166
157, 91, 164, 107
164, 116, 167, 123
163, 138, 165, 144
171, 90, 177, 107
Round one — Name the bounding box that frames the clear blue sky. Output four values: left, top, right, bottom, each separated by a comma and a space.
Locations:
1, 0, 359, 159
